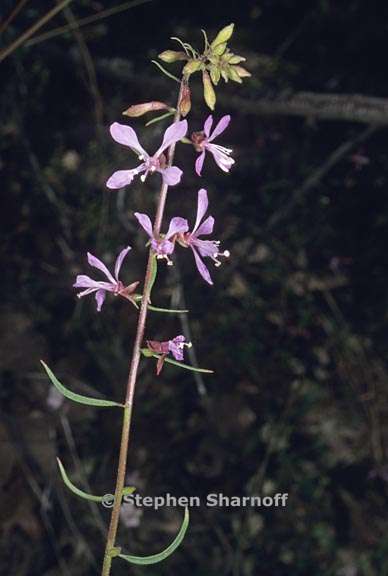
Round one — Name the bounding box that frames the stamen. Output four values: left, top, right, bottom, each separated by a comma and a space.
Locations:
140, 174, 146, 182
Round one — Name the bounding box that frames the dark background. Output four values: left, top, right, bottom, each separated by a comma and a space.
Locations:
2, 1, 388, 574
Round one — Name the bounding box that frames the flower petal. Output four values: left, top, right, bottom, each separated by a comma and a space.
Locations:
191, 247, 213, 285
203, 115, 213, 137
160, 166, 183, 186
73, 274, 99, 289
155, 120, 188, 156
208, 115, 231, 142
195, 151, 206, 176
87, 253, 116, 283
192, 188, 209, 233
208, 147, 235, 173
109, 122, 147, 157
193, 238, 219, 258
194, 215, 214, 237
165, 217, 189, 239
153, 238, 175, 255
134, 212, 154, 239
114, 246, 131, 281
95, 289, 106, 312
106, 168, 141, 189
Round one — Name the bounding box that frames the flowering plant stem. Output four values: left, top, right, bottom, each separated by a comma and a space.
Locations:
101, 80, 185, 576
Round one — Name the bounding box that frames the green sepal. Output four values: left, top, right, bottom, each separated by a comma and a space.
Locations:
140, 350, 214, 374
118, 507, 189, 565
57, 458, 105, 502
41, 361, 123, 408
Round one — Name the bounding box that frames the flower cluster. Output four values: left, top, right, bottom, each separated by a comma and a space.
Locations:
74, 80, 238, 368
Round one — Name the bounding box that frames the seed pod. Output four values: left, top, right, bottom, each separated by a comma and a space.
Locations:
183, 59, 203, 75
158, 50, 187, 63
211, 23, 235, 48
234, 65, 251, 78
122, 101, 169, 117
202, 70, 216, 110
179, 83, 191, 117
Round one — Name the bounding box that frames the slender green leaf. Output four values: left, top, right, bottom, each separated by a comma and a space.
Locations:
149, 255, 158, 295
41, 361, 123, 408
118, 507, 189, 565
148, 305, 189, 314
145, 111, 175, 127
151, 60, 180, 83
57, 458, 105, 502
140, 350, 214, 374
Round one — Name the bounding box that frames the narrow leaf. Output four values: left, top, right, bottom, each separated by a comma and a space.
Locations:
118, 507, 189, 565
151, 60, 180, 83
145, 111, 175, 127
41, 361, 123, 408
148, 255, 158, 296
148, 305, 189, 314
141, 351, 213, 374
57, 458, 105, 502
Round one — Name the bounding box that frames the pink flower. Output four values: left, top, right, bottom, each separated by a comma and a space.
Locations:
191, 115, 234, 176
178, 189, 230, 285
134, 212, 188, 265
73, 247, 139, 311
146, 335, 192, 374
106, 120, 187, 189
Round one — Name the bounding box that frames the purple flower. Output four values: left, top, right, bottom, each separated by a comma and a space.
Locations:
134, 212, 188, 265
73, 247, 139, 311
191, 115, 235, 176
106, 120, 188, 189
177, 188, 230, 285
146, 335, 192, 374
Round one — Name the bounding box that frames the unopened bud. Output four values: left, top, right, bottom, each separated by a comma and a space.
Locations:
212, 42, 227, 56
158, 50, 187, 63
209, 65, 221, 85
227, 66, 243, 83
202, 71, 216, 111
183, 59, 202, 75
122, 101, 169, 117
211, 23, 235, 48
234, 65, 251, 78
179, 83, 191, 117
226, 54, 246, 64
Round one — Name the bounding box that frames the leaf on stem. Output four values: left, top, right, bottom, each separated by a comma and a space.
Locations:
145, 110, 175, 127
140, 350, 214, 374
148, 304, 189, 314
41, 361, 123, 408
57, 458, 106, 502
118, 507, 190, 565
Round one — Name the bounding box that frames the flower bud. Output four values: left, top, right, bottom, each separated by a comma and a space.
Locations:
212, 42, 227, 56
211, 23, 235, 48
227, 66, 243, 83
179, 83, 191, 117
122, 101, 169, 117
209, 65, 221, 85
158, 50, 187, 63
202, 71, 216, 111
226, 54, 246, 64
183, 59, 202, 75
234, 65, 251, 78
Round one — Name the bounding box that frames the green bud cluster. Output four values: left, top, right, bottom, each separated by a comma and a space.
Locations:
157, 24, 251, 111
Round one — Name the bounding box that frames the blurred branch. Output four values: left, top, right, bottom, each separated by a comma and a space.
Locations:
267, 124, 378, 229
0, 0, 30, 36
24, 0, 153, 47
224, 92, 388, 126
0, 0, 73, 63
